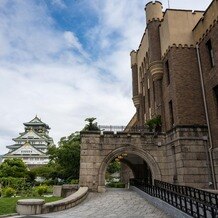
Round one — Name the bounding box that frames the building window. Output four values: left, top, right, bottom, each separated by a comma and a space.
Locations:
147, 78, 151, 108
214, 86, 218, 116
165, 60, 170, 85
169, 100, 174, 128
137, 108, 140, 120
206, 39, 215, 68
148, 88, 151, 108
153, 81, 156, 103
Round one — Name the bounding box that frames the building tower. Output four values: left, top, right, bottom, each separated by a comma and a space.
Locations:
3, 116, 54, 167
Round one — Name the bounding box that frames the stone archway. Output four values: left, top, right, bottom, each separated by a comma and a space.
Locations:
80, 128, 210, 191
97, 146, 161, 192
79, 132, 165, 192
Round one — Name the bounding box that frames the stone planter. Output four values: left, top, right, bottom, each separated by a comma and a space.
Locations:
16, 199, 45, 215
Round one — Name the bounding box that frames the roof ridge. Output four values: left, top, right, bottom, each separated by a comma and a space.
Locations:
14, 129, 45, 140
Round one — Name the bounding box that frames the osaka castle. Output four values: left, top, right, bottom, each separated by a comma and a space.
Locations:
3, 116, 54, 167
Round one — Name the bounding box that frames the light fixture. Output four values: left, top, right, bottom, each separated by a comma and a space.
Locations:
115, 153, 128, 161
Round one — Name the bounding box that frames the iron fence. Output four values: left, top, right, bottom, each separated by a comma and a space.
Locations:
130, 179, 218, 218
98, 125, 151, 133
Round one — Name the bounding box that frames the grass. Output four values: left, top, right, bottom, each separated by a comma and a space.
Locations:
0, 196, 62, 215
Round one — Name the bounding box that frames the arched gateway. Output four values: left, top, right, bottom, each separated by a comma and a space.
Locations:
79, 131, 165, 192
97, 146, 161, 192
79, 127, 210, 191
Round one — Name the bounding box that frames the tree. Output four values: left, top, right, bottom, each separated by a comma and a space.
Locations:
0, 158, 28, 178
45, 118, 100, 182
83, 117, 100, 131
31, 164, 57, 180
47, 132, 81, 181
107, 160, 121, 174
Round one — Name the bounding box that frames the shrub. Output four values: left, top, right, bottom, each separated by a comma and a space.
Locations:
43, 180, 55, 186
107, 182, 125, 188
3, 187, 16, 197
0, 188, 2, 197
70, 179, 79, 184
0, 177, 26, 190
34, 185, 48, 196
145, 115, 162, 132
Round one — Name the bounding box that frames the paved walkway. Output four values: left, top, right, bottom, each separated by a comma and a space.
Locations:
23, 189, 169, 218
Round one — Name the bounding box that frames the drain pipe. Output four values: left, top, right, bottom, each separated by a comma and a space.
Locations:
196, 44, 217, 189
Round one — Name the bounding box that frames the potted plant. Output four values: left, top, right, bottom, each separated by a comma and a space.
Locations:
145, 115, 162, 132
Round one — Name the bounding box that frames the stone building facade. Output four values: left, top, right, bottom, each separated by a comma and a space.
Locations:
130, 0, 218, 188
80, 0, 218, 192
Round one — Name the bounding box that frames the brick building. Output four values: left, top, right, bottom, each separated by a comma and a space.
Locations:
130, 0, 218, 188
79, 0, 218, 192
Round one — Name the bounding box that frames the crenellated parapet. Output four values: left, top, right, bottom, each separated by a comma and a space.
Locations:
159, 10, 203, 58
193, 0, 218, 43
130, 50, 137, 67
145, 1, 163, 24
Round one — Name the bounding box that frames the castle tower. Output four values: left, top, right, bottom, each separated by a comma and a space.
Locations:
145, 1, 164, 118
2, 116, 54, 167
130, 50, 140, 125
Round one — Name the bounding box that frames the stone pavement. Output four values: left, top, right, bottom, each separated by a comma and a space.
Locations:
14, 189, 170, 218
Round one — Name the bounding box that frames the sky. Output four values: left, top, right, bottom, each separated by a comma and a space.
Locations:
0, 0, 212, 154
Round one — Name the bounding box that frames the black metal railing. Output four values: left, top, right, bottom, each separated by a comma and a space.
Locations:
130, 179, 218, 218
98, 125, 151, 133
154, 180, 218, 208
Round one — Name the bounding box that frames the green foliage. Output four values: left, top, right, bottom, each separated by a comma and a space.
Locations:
0, 177, 26, 190
0, 159, 34, 195
3, 187, 16, 197
145, 115, 162, 132
107, 161, 121, 174
0, 158, 28, 178
70, 179, 79, 184
0, 196, 63, 215
47, 132, 81, 181
83, 117, 100, 131
0, 188, 2, 197
31, 164, 58, 180
33, 185, 48, 196
107, 182, 125, 188
26, 171, 36, 183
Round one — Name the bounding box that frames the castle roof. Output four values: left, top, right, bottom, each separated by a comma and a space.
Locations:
13, 129, 46, 141
4, 142, 47, 157
24, 116, 50, 129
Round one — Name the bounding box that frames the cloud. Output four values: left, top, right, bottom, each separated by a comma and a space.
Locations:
64, 31, 89, 58
0, 0, 212, 154
0, 0, 138, 155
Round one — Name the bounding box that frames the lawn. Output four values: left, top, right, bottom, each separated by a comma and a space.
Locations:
0, 196, 62, 215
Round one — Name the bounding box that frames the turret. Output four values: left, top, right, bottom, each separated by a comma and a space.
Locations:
130, 50, 137, 67
130, 50, 140, 107
145, 1, 164, 118
145, 1, 163, 24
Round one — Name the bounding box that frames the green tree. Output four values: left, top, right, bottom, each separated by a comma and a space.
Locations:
47, 132, 81, 181
0, 158, 28, 178
45, 118, 100, 182
31, 164, 57, 180
83, 117, 100, 131
107, 160, 121, 174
